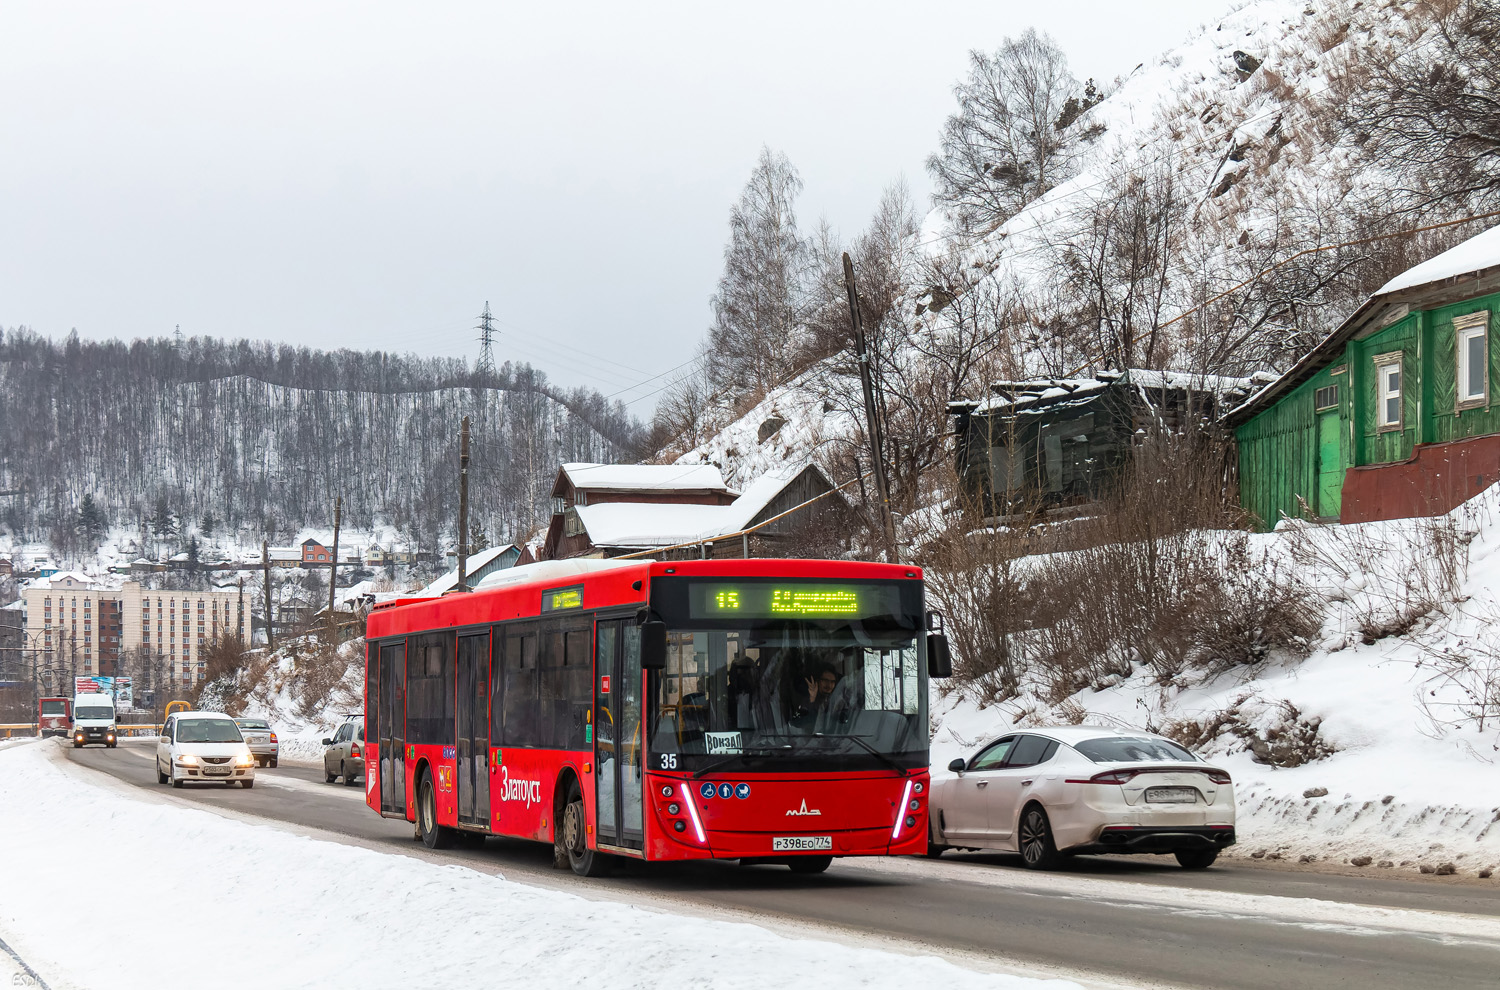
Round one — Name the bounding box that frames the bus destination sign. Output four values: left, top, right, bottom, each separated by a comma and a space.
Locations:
687, 581, 902, 620
541, 584, 584, 612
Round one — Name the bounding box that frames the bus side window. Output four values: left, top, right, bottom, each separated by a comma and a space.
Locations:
503, 629, 538, 747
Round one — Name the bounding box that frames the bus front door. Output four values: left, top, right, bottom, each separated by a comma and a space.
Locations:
594, 618, 644, 850
378, 641, 406, 817
456, 632, 491, 828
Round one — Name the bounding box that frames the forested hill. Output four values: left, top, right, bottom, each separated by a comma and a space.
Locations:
0, 329, 641, 554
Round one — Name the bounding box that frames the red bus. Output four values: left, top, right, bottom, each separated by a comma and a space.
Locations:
38, 697, 70, 738
364, 557, 951, 875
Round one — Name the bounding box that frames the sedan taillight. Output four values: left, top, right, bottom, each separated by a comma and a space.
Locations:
1066, 769, 1141, 785
1204, 769, 1232, 785
269, 733, 278, 743
350, 743, 360, 758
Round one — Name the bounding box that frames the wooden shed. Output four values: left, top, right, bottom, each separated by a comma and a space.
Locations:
949, 369, 1261, 519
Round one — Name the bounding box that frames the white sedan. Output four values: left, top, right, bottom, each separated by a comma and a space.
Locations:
155, 711, 258, 789
928, 725, 1235, 870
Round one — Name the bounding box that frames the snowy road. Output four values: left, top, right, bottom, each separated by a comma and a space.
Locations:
57, 741, 1500, 989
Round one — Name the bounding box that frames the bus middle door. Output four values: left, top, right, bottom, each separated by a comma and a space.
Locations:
456, 631, 491, 828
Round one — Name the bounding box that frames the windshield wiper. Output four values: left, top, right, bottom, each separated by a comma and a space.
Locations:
814, 732, 908, 776
691, 746, 790, 779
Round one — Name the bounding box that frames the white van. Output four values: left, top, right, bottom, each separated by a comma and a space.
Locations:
71, 692, 118, 748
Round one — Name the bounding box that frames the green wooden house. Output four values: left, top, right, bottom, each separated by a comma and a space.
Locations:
1227, 225, 1500, 528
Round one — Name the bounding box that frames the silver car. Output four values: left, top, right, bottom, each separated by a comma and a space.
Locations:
322, 716, 364, 786
234, 718, 279, 768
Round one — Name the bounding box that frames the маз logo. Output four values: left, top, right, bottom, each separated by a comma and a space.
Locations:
785, 799, 822, 817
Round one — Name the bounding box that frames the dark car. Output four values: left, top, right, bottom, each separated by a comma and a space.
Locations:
322, 717, 364, 786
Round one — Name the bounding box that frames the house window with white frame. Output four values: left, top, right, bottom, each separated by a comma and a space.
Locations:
1375, 352, 1403, 430
1455, 312, 1489, 409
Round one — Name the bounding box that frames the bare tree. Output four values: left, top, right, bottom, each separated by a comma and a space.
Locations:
927, 30, 1097, 237
1338, 0, 1500, 215
707, 147, 810, 403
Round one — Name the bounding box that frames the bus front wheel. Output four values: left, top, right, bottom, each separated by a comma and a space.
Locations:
559, 783, 611, 878
418, 772, 454, 850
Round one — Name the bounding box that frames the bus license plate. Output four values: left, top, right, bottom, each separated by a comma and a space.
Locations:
773, 836, 832, 851
1145, 786, 1197, 804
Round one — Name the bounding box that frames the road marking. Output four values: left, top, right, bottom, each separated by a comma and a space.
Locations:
848, 854, 1500, 944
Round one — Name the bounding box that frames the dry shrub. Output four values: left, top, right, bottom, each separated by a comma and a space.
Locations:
293, 638, 361, 718
924, 483, 1046, 704
1023, 431, 1321, 692
1415, 603, 1500, 754
1161, 695, 1337, 767
926, 430, 1322, 705
1284, 503, 1472, 644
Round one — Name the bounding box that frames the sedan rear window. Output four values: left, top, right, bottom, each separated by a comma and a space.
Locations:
176, 719, 244, 744
1074, 737, 1196, 763
236, 719, 270, 729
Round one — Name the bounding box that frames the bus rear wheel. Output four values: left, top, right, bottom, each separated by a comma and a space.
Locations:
418, 771, 454, 850
559, 784, 611, 878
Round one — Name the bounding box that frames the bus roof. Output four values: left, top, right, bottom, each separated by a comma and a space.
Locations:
366, 557, 921, 639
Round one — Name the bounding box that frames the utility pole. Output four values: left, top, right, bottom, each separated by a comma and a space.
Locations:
842, 252, 898, 562
326, 496, 343, 644
476, 303, 497, 382
455, 416, 471, 593
261, 539, 274, 652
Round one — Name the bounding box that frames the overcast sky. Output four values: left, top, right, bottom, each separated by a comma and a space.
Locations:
1, 1, 1211, 412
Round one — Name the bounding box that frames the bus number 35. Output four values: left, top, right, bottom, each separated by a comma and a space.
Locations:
659, 753, 678, 770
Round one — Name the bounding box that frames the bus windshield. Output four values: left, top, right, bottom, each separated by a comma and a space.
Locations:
649, 577, 927, 772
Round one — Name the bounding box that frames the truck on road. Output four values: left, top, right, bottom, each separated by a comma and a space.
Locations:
38, 697, 70, 737
71, 692, 117, 748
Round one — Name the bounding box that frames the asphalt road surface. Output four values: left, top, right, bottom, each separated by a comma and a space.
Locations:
68, 741, 1500, 990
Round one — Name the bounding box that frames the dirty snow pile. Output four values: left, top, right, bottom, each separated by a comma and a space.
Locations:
0, 742, 1077, 990
932, 485, 1500, 876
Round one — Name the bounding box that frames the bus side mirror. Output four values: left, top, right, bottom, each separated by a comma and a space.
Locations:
641, 621, 668, 670
927, 634, 953, 679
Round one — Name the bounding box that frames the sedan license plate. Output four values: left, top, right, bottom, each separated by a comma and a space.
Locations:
1145, 786, 1198, 804
773, 836, 833, 851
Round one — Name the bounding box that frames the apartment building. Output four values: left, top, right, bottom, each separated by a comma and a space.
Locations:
21, 575, 249, 691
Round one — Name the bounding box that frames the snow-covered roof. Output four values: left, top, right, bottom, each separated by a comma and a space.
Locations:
474, 557, 645, 591
419, 544, 518, 595
569, 465, 829, 549
557, 462, 733, 495
1377, 223, 1500, 296
26, 570, 95, 590
953, 369, 1259, 416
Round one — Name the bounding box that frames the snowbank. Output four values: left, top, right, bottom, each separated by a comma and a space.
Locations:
0, 742, 1078, 990
929, 486, 1500, 875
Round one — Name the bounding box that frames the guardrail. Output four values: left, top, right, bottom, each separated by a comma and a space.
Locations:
0, 724, 163, 738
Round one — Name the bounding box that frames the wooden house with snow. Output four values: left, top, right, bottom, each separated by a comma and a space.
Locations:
949, 369, 1262, 519
1227, 224, 1500, 527
540, 462, 845, 560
